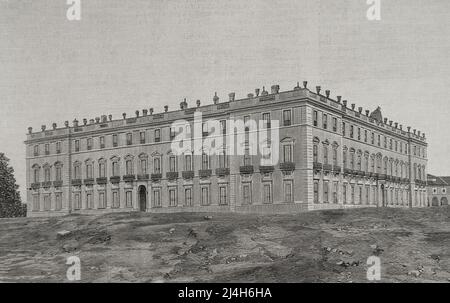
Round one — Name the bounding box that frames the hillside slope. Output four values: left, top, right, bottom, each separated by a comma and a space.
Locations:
0, 207, 449, 283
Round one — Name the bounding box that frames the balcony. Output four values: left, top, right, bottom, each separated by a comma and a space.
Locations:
378, 174, 387, 181
137, 174, 149, 181
199, 169, 212, 178
259, 166, 275, 174
109, 176, 120, 183
166, 172, 179, 181
240, 165, 254, 174
313, 162, 323, 170
41, 181, 52, 188
323, 164, 333, 172
123, 175, 136, 182
53, 180, 63, 187
280, 162, 296, 171
357, 171, 365, 177
84, 178, 95, 185
182, 171, 194, 180
31, 182, 40, 189
151, 173, 162, 182
215, 168, 230, 176
343, 168, 354, 175
333, 165, 341, 173
96, 177, 108, 184
71, 179, 82, 186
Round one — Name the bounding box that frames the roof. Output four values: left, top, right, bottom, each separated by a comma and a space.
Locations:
427, 174, 450, 186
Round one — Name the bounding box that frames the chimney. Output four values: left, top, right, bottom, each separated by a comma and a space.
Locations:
303, 81, 308, 89
407, 126, 411, 133
418, 131, 421, 137
123, 113, 127, 119
64, 121, 69, 128
101, 115, 107, 123
413, 129, 416, 135
164, 105, 168, 112
228, 92, 235, 102
261, 86, 268, 96
196, 100, 201, 107
73, 119, 79, 127
143, 109, 148, 116
325, 90, 330, 98
384, 118, 388, 124
351, 104, 355, 110
423, 133, 426, 138
95, 117, 100, 124
400, 124, 403, 130
389, 120, 393, 126
41, 125, 46, 132
294, 82, 301, 90
365, 110, 370, 116
271, 85, 280, 94
109, 114, 113, 121
247, 93, 254, 98
89, 119, 95, 124
213, 92, 219, 104
135, 110, 140, 117
180, 99, 187, 110
394, 122, 398, 128
255, 88, 260, 97
337, 96, 342, 103
83, 118, 87, 125
149, 108, 154, 115
358, 107, 363, 114
342, 100, 347, 107
316, 86, 321, 95
52, 123, 57, 130
28, 127, 32, 134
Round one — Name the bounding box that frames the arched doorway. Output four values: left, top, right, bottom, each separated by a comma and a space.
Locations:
441, 197, 448, 206
431, 197, 439, 207
138, 185, 147, 212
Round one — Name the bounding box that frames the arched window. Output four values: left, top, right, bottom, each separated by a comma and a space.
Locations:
111, 157, 120, 177
383, 157, 388, 174
154, 157, 161, 174
202, 152, 209, 170
85, 159, 93, 179
55, 162, 62, 181
98, 158, 106, 178
377, 155, 382, 173
357, 152, 362, 171
313, 138, 320, 163
125, 155, 134, 175
43, 164, 51, 182
138, 153, 148, 175
32, 165, 40, 183
323, 145, 328, 165
73, 161, 81, 179
343, 147, 348, 169
370, 156, 375, 173
332, 145, 338, 166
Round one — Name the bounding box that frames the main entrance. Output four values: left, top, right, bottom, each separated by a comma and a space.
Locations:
138, 185, 147, 212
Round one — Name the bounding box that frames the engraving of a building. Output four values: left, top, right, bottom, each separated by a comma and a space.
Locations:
24, 82, 428, 217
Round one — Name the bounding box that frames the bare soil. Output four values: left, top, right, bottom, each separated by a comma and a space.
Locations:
0, 207, 449, 283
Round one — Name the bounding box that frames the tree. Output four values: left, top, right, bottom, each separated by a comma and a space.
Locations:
0, 153, 26, 217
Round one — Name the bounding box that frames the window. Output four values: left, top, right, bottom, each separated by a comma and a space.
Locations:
73, 163, 81, 179
86, 193, 93, 209
184, 154, 192, 171
395, 141, 398, 152
371, 157, 375, 172
357, 154, 362, 171
262, 113, 271, 129
75, 140, 80, 152
86, 162, 93, 179
113, 134, 118, 147
244, 115, 250, 132
140, 158, 147, 175
154, 129, 160, 142
350, 125, 354, 138
350, 152, 355, 169
112, 191, 120, 208
243, 184, 252, 205
55, 166, 62, 181
100, 136, 105, 149
44, 166, 51, 182
33, 195, 40, 211
170, 127, 176, 141
371, 133, 374, 145
323, 145, 328, 165
314, 181, 319, 204
126, 191, 132, 208
74, 193, 81, 210
112, 161, 120, 177
98, 192, 106, 208
153, 189, 161, 207
45, 144, 50, 155
55, 193, 62, 210
333, 148, 338, 166
332, 117, 337, 132
343, 184, 347, 204
154, 157, 161, 174
283, 110, 292, 126
219, 187, 228, 205
323, 181, 329, 203
201, 187, 210, 206
202, 152, 209, 170
99, 161, 106, 178
169, 156, 177, 172
364, 130, 368, 143
283, 144, 292, 163
400, 142, 403, 153
140, 132, 145, 144
34, 145, 39, 156
126, 159, 133, 175
244, 148, 251, 166
220, 120, 227, 135
323, 114, 328, 129
87, 138, 93, 150
284, 181, 293, 203
263, 183, 272, 204
202, 122, 208, 137
313, 111, 318, 127
343, 150, 347, 169
56, 142, 61, 154
313, 144, 318, 163
384, 136, 387, 148
377, 134, 381, 146
126, 133, 132, 145
358, 185, 363, 205
333, 182, 338, 204
389, 139, 393, 150
44, 195, 51, 211
357, 128, 361, 140
219, 150, 227, 168
351, 184, 355, 204
185, 188, 192, 206
342, 122, 346, 136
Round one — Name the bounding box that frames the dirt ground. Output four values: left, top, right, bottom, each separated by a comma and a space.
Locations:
0, 207, 449, 283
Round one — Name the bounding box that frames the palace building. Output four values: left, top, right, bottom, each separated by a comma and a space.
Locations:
24, 82, 428, 217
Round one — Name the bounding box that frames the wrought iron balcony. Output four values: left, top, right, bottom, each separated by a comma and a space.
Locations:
280, 162, 296, 171
240, 165, 254, 174
166, 172, 179, 181
182, 171, 194, 180
215, 168, 230, 176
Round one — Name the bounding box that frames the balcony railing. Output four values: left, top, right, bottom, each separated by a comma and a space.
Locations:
240, 165, 254, 174
343, 168, 353, 175
151, 173, 162, 181
378, 174, 387, 181
259, 166, 275, 174
71, 179, 82, 186
166, 172, 179, 180
280, 162, 296, 171
323, 164, 332, 172
137, 174, 149, 181
182, 171, 194, 180
333, 165, 341, 173
41, 181, 52, 188
313, 162, 323, 170
96, 177, 108, 184
123, 175, 136, 182
84, 178, 95, 185
53, 180, 63, 187
109, 176, 120, 183
215, 168, 230, 176
199, 169, 212, 178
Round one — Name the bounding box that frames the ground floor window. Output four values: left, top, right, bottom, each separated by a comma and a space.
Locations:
98, 192, 106, 209
219, 186, 228, 205
243, 183, 252, 205
185, 188, 192, 206
74, 193, 81, 210
284, 181, 293, 203
112, 191, 120, 208
358, 185, 362, 205
153, 189, 161, 207
55, 193, 62, 210
86, 193, 93, 209
169, 188, 177, 207
314, 181, 319, 204
201, 186, 210, 206
343, 184, 347, 204
323, 181, 329, 203
365, 186, 370, 205
351, 184, 355, 204
263, 183, 272, 204
126, 191, 133, 208
44, 195, 51, 211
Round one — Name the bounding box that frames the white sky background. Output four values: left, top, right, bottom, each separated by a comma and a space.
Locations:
0, 0, 449, 201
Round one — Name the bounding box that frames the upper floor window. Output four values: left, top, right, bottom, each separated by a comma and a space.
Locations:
283, 145, 293, 163
112, 160, 120, 177
112, 134, 118, 147
87, 138, 93, 150
126, 133, 132, 145
33, 145, 39, 156
202, 152, 209, 170
45, 144, 50, 155
323, 114, 328, 129
262, 113, 271, 129
184, 154, 192, 171
384, 137, 387, 148
332, 117, 337, 132
323, 145, 328, 165
55, 165, 62, 181
342, 122, 346, 136
332, 147, 338, 166
99, 136, 105, 149
169, 156, 177, 172
220, 120, 227, 135
283, 110, 292, 126
371, 132, 374, 145
140, 131, 145, 144
44, 166, 51, 182
154, 129, 161, 142
219, 150, 228, 168
73, 162, 81, 179
389, 138, 393, 150
139, 157, 147, 175
170, 127, 176, 141
313, 144, 318, 163
350, 125, 354, 138
154, 157, 161, 174
313, 111, 318, 127
56, 142, 61, 154
357, 128, 361, 141
125, 159, 133, 175
33, 166, 40, 183
377, 134, 381, 146
202, 122, 208, 137
86, 162, 93, 179
98, 160, 106, 178
244, 148, 251, 166
75, 140, 80, 152
364, 130, 368, 143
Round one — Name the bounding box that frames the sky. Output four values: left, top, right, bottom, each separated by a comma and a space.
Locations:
1, 0, 449, 201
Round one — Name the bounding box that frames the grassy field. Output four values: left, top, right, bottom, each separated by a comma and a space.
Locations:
0, 207, 449, 283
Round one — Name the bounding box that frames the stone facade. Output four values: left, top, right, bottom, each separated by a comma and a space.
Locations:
24, 82, 428, 217
426, 174, 450, 207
